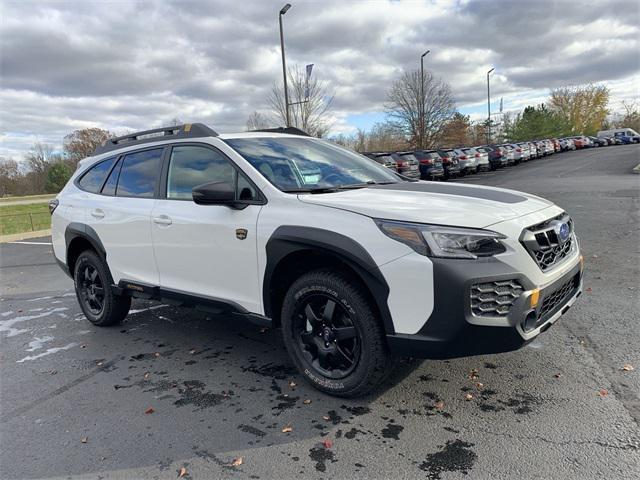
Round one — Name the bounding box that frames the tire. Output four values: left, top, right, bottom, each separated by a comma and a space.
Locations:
74, 250, 131, 326
281, 269, 393, 397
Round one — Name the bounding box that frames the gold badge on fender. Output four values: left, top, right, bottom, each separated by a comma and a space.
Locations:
236, 228, 248, 240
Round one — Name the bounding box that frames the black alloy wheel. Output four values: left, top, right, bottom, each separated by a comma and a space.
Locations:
78, 263, 105, 316
293, 294, 360, 379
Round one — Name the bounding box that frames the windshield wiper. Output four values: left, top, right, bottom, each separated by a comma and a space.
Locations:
282, 180, 402, 194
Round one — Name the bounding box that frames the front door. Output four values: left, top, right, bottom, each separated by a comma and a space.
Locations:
151, 144, 263, 313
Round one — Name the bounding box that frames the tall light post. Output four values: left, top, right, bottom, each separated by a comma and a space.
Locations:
420, 50, 430, 149
487, 67, 495, 144
279, 4, 292, 127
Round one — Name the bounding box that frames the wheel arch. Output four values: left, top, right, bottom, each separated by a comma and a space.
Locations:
64, 223, 107, 279
263, 226, 395, 334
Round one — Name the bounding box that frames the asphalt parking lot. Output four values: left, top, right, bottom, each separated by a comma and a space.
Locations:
1, 145, 639, 480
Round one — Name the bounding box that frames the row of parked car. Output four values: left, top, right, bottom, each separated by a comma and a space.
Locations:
362, 133, 637, 181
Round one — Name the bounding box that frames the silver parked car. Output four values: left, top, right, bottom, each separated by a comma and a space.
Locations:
453, 148, 478, 174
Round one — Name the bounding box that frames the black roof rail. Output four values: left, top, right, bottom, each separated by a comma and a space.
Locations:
249, 126, 311, 137
93, 123, 218, 155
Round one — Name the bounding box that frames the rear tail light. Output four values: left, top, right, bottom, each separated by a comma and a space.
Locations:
475, 153, 480, 157
48, 199, 59, 215
459, 155, 467, 160
516, 148, 522, 152
396, 160, 405, 167
419, 159, 433, 165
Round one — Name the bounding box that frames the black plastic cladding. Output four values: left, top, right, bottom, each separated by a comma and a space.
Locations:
264, 226, 395, 334
93, 123, 218, 155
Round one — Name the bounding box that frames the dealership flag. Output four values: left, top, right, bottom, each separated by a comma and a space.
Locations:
305, 64, 314, 99
499, 97, 503, 113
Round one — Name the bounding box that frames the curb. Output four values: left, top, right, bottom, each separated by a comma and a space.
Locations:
633, 163, 640, 174
0, 229, 51, 244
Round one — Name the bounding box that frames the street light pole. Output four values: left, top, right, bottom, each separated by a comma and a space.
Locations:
420, 50, 430, 149
487, 67, 494, 144
279, 4, 292, 127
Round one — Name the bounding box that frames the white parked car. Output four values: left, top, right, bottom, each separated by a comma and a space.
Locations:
50, 123, 584, 397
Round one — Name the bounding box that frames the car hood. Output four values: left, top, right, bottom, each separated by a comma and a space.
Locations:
298, 182, 554, 228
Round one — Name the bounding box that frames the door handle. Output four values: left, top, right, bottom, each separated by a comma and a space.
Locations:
153, 215, 172, 226
90, 209, 105, 219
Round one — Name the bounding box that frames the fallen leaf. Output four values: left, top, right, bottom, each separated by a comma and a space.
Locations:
322, 439, 333, 449
154, 352, 161, 357
178, 467, 187, 478
259, 327, 269, 333
554, 373, 562, 378
622, 364, 634, 371
465, 393, 474, 401
586, 287, 592, 293
189, 349, 197, 355
282, 424, 293, 433
80, 437, 87, 443
597, 389, 608, 397
289, 380, 297, 388
80, 344, 86, 349
303, 399, 312, 405
97, 361, 103, 366
591, 254, 598, 258
468, 369, 479, 380
144, 372, 150, 380
434, 401, 445, 410
144, 407, 155, 414
475, 382, 484, 389
322, 415, 330, 421
231, 457, 243, 467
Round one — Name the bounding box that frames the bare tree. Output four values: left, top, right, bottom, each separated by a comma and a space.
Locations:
0, 157, 19, 197
24, 143, 60, 194
245, 111, 272, 131
386, 70, 456, 149
63, 127, 114, 167
330, 122, 408, 153
268, 65, 335, 137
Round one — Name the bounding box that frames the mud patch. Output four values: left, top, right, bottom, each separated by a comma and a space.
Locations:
341, 405, 371, 416
241, 363, 296, 380
238, 424, 267, 438
309, 446, 337, 472
419, 439, 477, 479
381, 422, 404, 440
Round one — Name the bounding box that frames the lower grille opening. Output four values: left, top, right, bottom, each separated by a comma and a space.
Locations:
470, 280, 524, 317
537, 274, 580, 323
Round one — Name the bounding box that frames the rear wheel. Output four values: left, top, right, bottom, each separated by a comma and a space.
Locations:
74, 250, 130, 326
281, 269, 393, 397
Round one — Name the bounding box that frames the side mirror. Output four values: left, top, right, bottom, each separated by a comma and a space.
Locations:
192, 181, 244, 208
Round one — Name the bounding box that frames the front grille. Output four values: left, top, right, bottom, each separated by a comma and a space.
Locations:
521, 213, 575, 271
538, 274, 579, 320
470, 280, 524, 317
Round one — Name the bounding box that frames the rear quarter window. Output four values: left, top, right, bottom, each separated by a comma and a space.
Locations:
77, 157, 117, 193
116, 148, 163, 198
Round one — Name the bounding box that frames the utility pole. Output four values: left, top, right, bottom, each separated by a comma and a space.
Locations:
279, 4, 292, 127
420, 50, 430, 149
487, 68, 494, 144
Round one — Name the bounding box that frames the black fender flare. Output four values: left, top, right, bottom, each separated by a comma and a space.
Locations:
263, 226, 395, 335
64, 222, 107, 270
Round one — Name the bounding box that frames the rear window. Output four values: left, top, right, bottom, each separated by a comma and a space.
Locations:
116, 148, 163, 198
78, 157, 116, 193
376, 155, 394, 163
399, 154, 418, 162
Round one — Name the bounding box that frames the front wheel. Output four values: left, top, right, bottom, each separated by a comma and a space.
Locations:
281, 269, 394, 397
74, 250, 131, 326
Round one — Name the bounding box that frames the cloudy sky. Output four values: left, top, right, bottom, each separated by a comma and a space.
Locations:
1, 0, 639, 158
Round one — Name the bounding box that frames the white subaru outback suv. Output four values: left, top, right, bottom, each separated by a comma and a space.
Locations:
51, 123, 583, 397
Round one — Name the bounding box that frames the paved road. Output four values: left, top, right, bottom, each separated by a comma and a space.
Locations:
1, 145, 639, 480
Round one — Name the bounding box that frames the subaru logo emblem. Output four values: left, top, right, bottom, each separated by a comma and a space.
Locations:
558, 223, 570, 242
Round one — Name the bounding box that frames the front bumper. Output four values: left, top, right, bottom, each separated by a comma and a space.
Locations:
386, 256, 583, 359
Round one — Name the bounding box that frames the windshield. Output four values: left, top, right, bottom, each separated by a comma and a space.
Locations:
225, 137, 401, 192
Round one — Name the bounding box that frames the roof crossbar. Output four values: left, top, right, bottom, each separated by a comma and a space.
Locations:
93, 123, 218, 155
250, 127, 311, 137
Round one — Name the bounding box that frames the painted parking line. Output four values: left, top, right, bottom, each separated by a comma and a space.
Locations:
7, 241, 52, 246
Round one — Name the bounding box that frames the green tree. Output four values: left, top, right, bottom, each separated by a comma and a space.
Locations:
549, 84, 609, 135
45, 162, 73, 193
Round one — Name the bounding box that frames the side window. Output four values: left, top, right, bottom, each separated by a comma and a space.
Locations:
167, 146, 235, 200
116, 148, 163, 198
101, 158, 122, 196
78, 157, 116, 193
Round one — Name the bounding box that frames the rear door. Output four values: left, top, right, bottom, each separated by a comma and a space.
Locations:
85, 147, 164, 285
150, 143, 263, 313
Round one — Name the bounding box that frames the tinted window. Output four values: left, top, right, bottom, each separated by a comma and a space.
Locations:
101, 158, 122, 196
78, 157, 116, 193
167, 146, 234, 200
116, 149, 163, 198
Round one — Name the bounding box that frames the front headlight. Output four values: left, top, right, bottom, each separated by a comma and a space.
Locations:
375, 219, 506, 259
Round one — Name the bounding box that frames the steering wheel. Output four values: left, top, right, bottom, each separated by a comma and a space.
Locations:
322, 173, 343, 185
